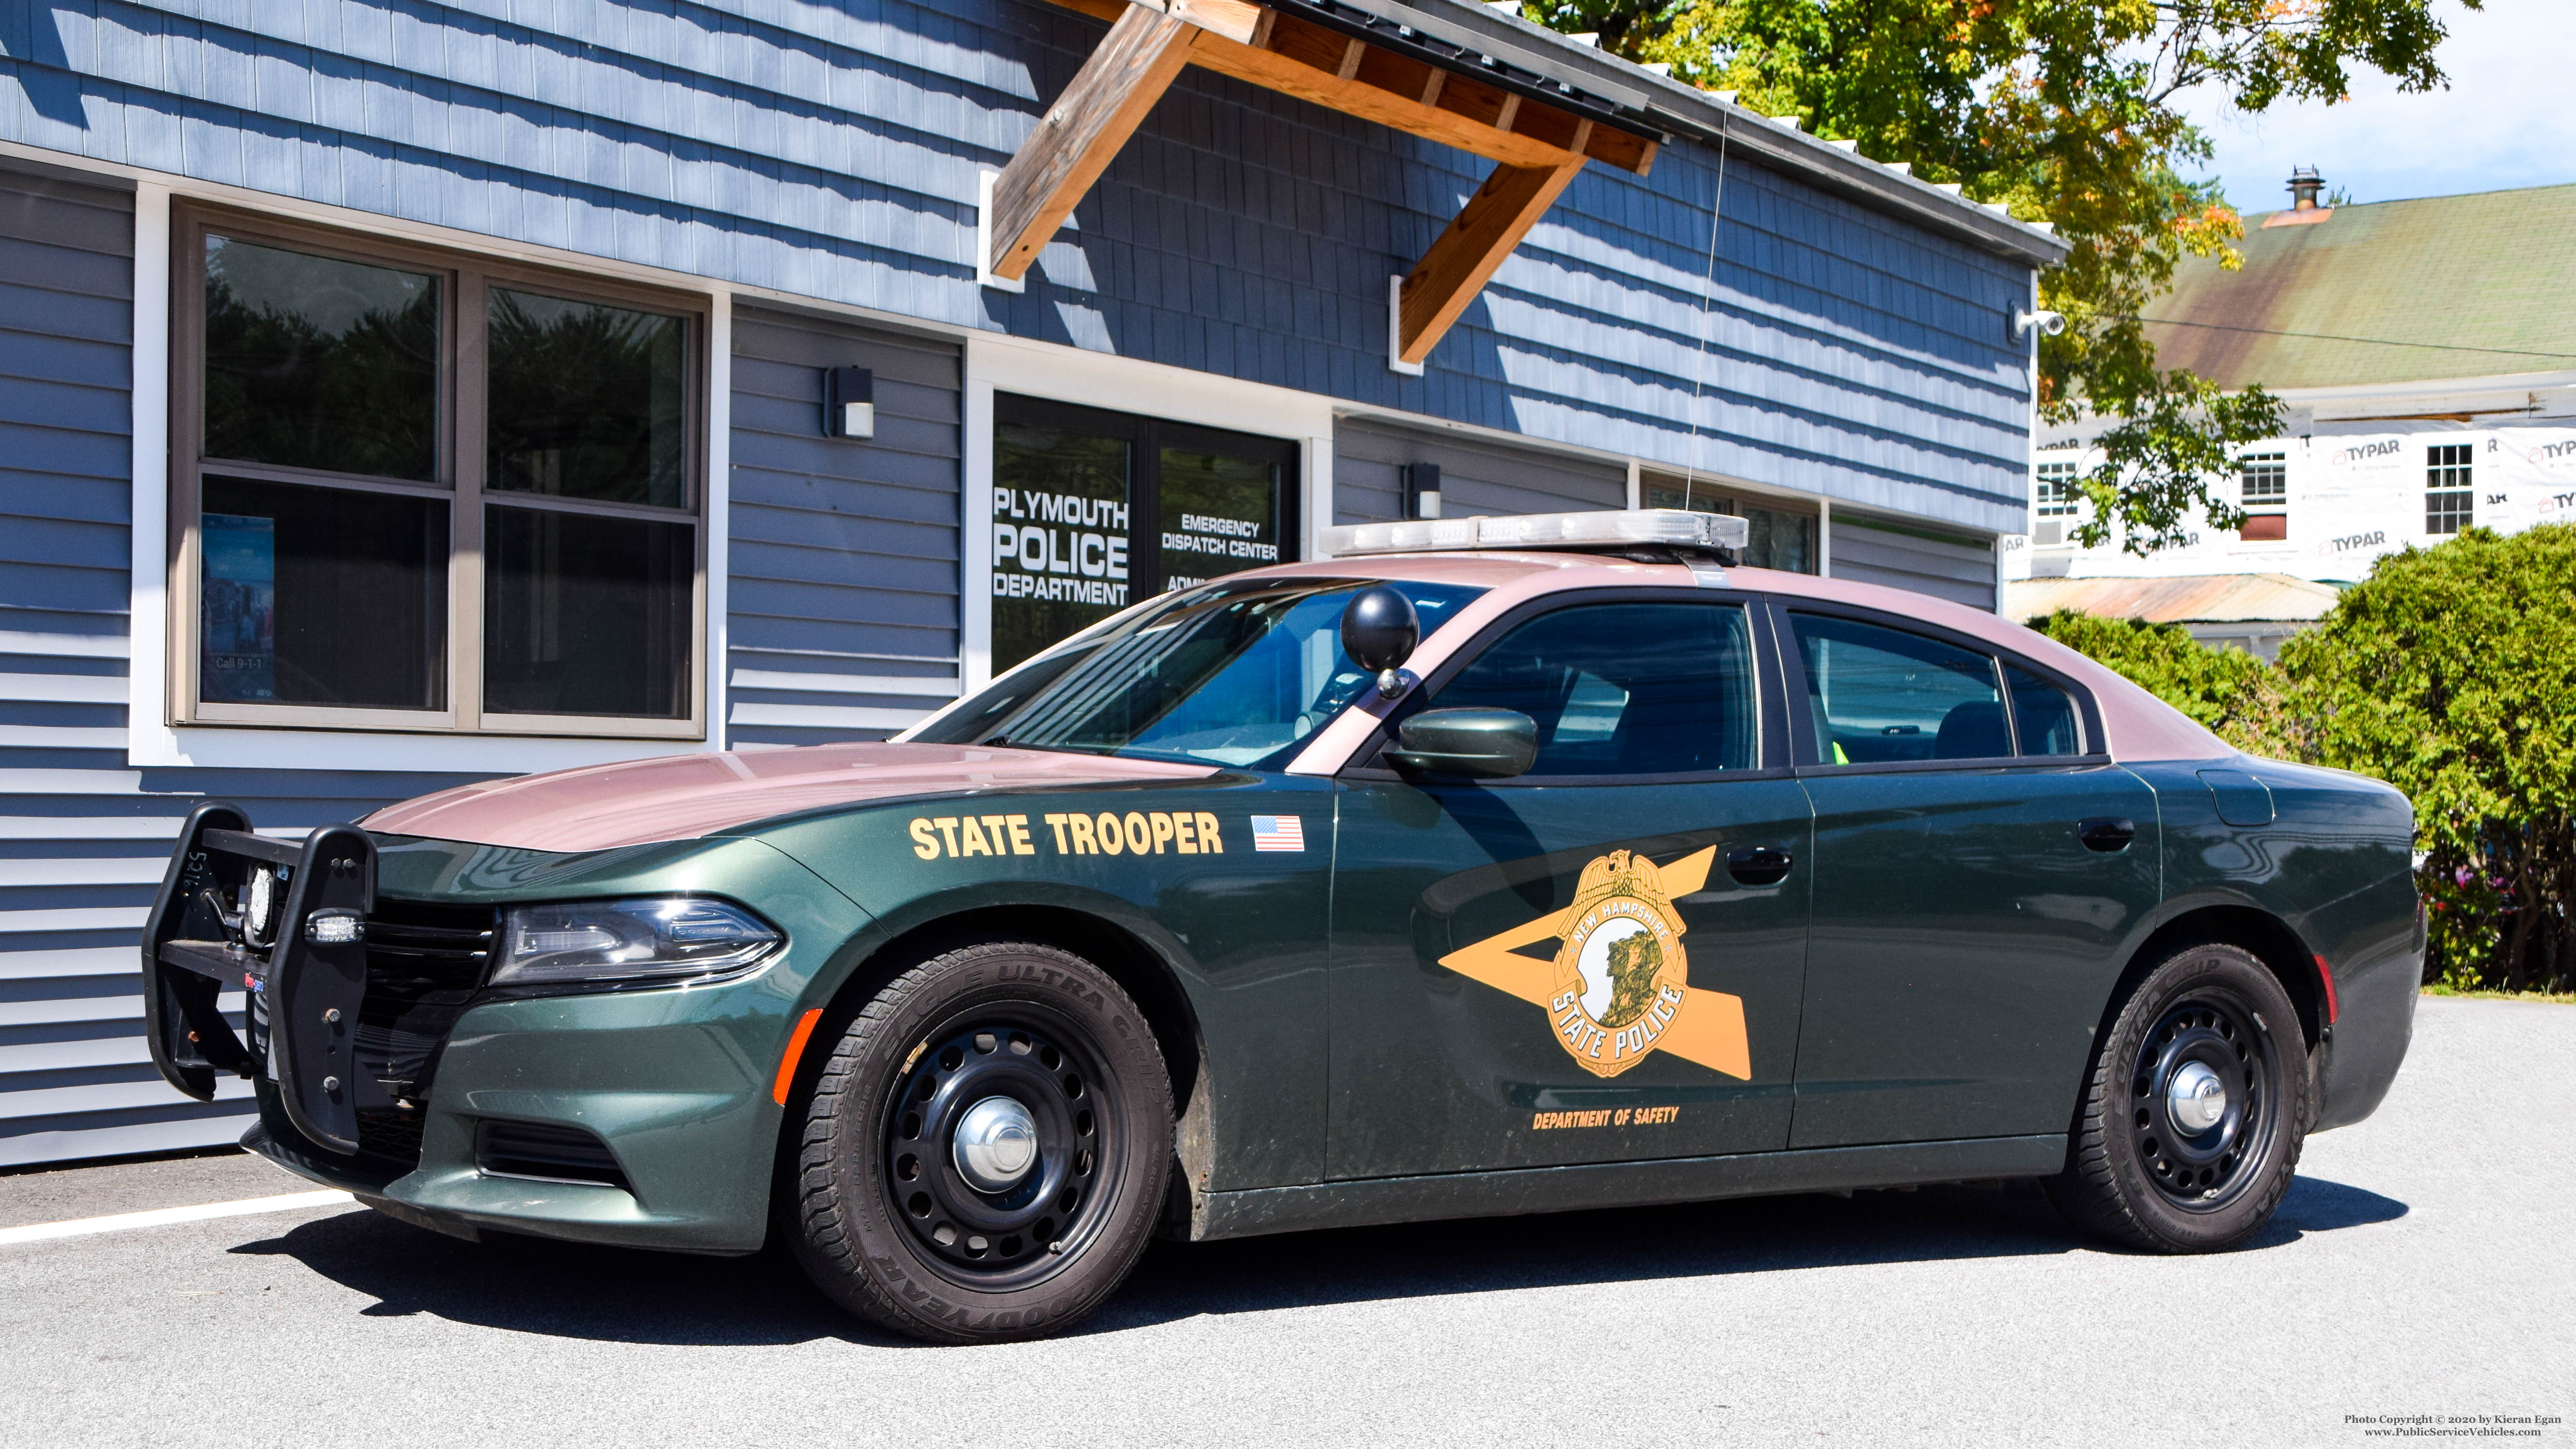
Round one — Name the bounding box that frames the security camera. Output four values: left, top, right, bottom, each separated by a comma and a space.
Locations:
2013, 308, 2067, 340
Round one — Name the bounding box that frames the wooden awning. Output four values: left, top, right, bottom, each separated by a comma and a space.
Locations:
998, 0, 1660, 368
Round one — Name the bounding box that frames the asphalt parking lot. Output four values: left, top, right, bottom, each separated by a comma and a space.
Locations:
1, 996, 2566, 1449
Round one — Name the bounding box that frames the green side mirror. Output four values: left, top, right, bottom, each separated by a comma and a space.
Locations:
1385, 708, 1538, 780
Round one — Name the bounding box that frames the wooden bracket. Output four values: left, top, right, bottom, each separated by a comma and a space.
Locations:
1005, 0, 1661, 362
986, 5, 1200, 284
1396, 121, 1590, 366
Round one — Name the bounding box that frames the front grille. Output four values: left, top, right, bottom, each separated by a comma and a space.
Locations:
476, 1119, 631, 1190
352, 897, 498, 1166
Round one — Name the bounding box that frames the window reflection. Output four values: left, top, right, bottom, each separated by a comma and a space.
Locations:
486, 289, 686, 508
483, 505, 692, 718
202, 237, 440, 481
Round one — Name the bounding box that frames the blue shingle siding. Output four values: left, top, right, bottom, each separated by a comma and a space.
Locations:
726, 304, 963, 748
1334, 418, 1625, 526
5, 0, 2030, 536
0, 161, 494, 1167
1831, 516, 1998, 611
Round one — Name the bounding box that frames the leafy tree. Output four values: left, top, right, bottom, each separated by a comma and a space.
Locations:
1515, 0, 2476, 553
2276, 526, 2576, 992
2024, 608, 2272, 739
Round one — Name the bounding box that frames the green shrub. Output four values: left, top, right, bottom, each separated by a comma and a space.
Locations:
2028, 525, 2576, 991
2278, 526, 2576, 993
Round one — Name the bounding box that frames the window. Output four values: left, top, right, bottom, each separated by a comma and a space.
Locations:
2034, 462, 2080, 518
2237, 451, 2287, 541
2426, 444, 2472, 535
1421, 603, 1760, 776
2239, 452, 2286, 508
1791, 613, 2008, 763
1644, 479, 1817, 573
916, 577, 1482, 769
991, 395, 1298, 672
2004, 664, 2084, 756
175, 210, 704, 734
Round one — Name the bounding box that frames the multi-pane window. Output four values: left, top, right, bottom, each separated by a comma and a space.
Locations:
1643, 479, 1817, 572
2237, 451, 2287, 540
178, 210, 703, 734
2426, 444, 2473, 535
2034, 462, 2080, 518
2239, 453, 2286, 508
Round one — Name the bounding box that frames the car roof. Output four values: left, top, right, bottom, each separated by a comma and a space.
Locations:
1259, 550, 2230, 770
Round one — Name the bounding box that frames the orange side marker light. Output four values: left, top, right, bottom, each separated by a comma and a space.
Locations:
772, 1008, 825, 1106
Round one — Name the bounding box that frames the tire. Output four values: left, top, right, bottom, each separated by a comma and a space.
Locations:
784, 940, 1172, 1343
2046, 940, 2309, 1253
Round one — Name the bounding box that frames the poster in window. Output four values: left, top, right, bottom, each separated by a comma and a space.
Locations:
201, 513, 276, 701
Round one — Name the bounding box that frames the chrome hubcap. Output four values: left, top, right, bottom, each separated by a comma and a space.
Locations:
2167, 1060, 2228, 1133
952, 1095, 1039, 1193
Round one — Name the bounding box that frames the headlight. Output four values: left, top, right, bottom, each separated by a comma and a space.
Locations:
490, 898, 782, 990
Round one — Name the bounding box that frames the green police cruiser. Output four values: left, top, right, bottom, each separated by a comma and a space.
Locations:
141, 509, 2420, 1343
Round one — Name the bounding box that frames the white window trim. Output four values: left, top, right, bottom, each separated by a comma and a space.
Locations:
116, 176, 738, 772
960, 333, 1336, 693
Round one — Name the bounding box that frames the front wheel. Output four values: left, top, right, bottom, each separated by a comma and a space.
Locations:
784, 940, 1172, 1342
2046, 941, 2309, 1253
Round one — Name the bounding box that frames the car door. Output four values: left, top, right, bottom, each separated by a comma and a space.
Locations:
1778, 604, 2159, 1148
1326, 590, 1813, 1180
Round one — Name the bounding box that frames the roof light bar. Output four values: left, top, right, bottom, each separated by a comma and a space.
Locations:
1321, 508, 1749, 558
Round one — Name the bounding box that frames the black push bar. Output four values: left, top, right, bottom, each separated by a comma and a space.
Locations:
142, 801, 377, 1153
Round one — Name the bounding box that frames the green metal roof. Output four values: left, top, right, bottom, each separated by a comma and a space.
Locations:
2142, 182, 2576, 391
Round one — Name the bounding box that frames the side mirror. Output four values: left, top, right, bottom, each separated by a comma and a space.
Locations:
1340, 586, 1419, 697
1385, 708, 1537, 780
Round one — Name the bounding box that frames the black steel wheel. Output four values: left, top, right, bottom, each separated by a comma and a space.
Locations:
882, 1016, 1117, 1290
2048, 940, 2309, 1252
783, 940, 1171, 1343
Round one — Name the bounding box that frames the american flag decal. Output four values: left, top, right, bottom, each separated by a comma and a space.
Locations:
1249, 815, 1305, 853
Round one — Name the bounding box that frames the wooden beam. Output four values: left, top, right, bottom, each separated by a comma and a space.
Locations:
1396, 123, 1590, 366
1034, 0, 1654, 177
987, 5, 1198, 282
1189, 29, 1579, 171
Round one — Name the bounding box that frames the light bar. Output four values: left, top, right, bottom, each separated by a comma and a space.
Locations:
1321, 508, 1750, 558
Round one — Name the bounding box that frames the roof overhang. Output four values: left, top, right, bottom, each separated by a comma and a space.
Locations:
994, 0, 2062, 374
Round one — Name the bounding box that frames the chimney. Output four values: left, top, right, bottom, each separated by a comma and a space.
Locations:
2288, 166, 2326, 212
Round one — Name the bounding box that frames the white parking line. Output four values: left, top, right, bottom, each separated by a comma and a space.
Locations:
0, 1190, 356, 1247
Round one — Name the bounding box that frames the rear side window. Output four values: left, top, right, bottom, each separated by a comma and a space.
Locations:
1425, 602, 1758, 775
2005, 663, 2085, 755
1790, 613, 2007, 763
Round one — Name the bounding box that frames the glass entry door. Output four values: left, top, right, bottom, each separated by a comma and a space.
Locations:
991, 394, 1296, 671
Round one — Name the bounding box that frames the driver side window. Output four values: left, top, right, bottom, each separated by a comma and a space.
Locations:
1422, 602, 1759, 776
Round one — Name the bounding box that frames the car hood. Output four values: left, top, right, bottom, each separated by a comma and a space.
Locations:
362, 742, 1219, 853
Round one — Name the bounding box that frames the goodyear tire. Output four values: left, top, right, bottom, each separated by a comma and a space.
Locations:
785, 940, 1171, 1343
2047, 940, 2309, 1253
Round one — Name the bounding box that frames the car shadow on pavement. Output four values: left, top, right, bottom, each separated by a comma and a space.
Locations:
229, 1172, 2404, 1347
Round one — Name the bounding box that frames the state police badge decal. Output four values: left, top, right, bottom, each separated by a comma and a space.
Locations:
1439, 845, 1752, 1081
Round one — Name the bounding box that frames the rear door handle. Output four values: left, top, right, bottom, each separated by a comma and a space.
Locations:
1725, 846, 1794, 886
2078, 817, 2136, 853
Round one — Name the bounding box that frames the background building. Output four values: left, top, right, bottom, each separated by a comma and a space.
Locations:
0, 0, 2060, 1165
2007, 178, 2576, 634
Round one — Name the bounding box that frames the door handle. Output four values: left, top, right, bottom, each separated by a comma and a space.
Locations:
1725, 846, 1794, 886
2077, 817, 2137, 853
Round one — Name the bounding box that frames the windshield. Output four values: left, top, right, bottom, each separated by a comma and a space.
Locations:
912, 577, 1485, 769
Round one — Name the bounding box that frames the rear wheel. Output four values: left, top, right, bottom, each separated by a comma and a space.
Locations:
784, 940, 1171, 1342
2047, 941, 2308, 1252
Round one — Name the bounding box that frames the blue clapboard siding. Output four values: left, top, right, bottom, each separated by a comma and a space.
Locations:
726, 304, 964, 746
1334, 418, 1624, 525
0, 161, 496, 1166
1832, 516, 1998, 610
3, 0, 2032, 536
